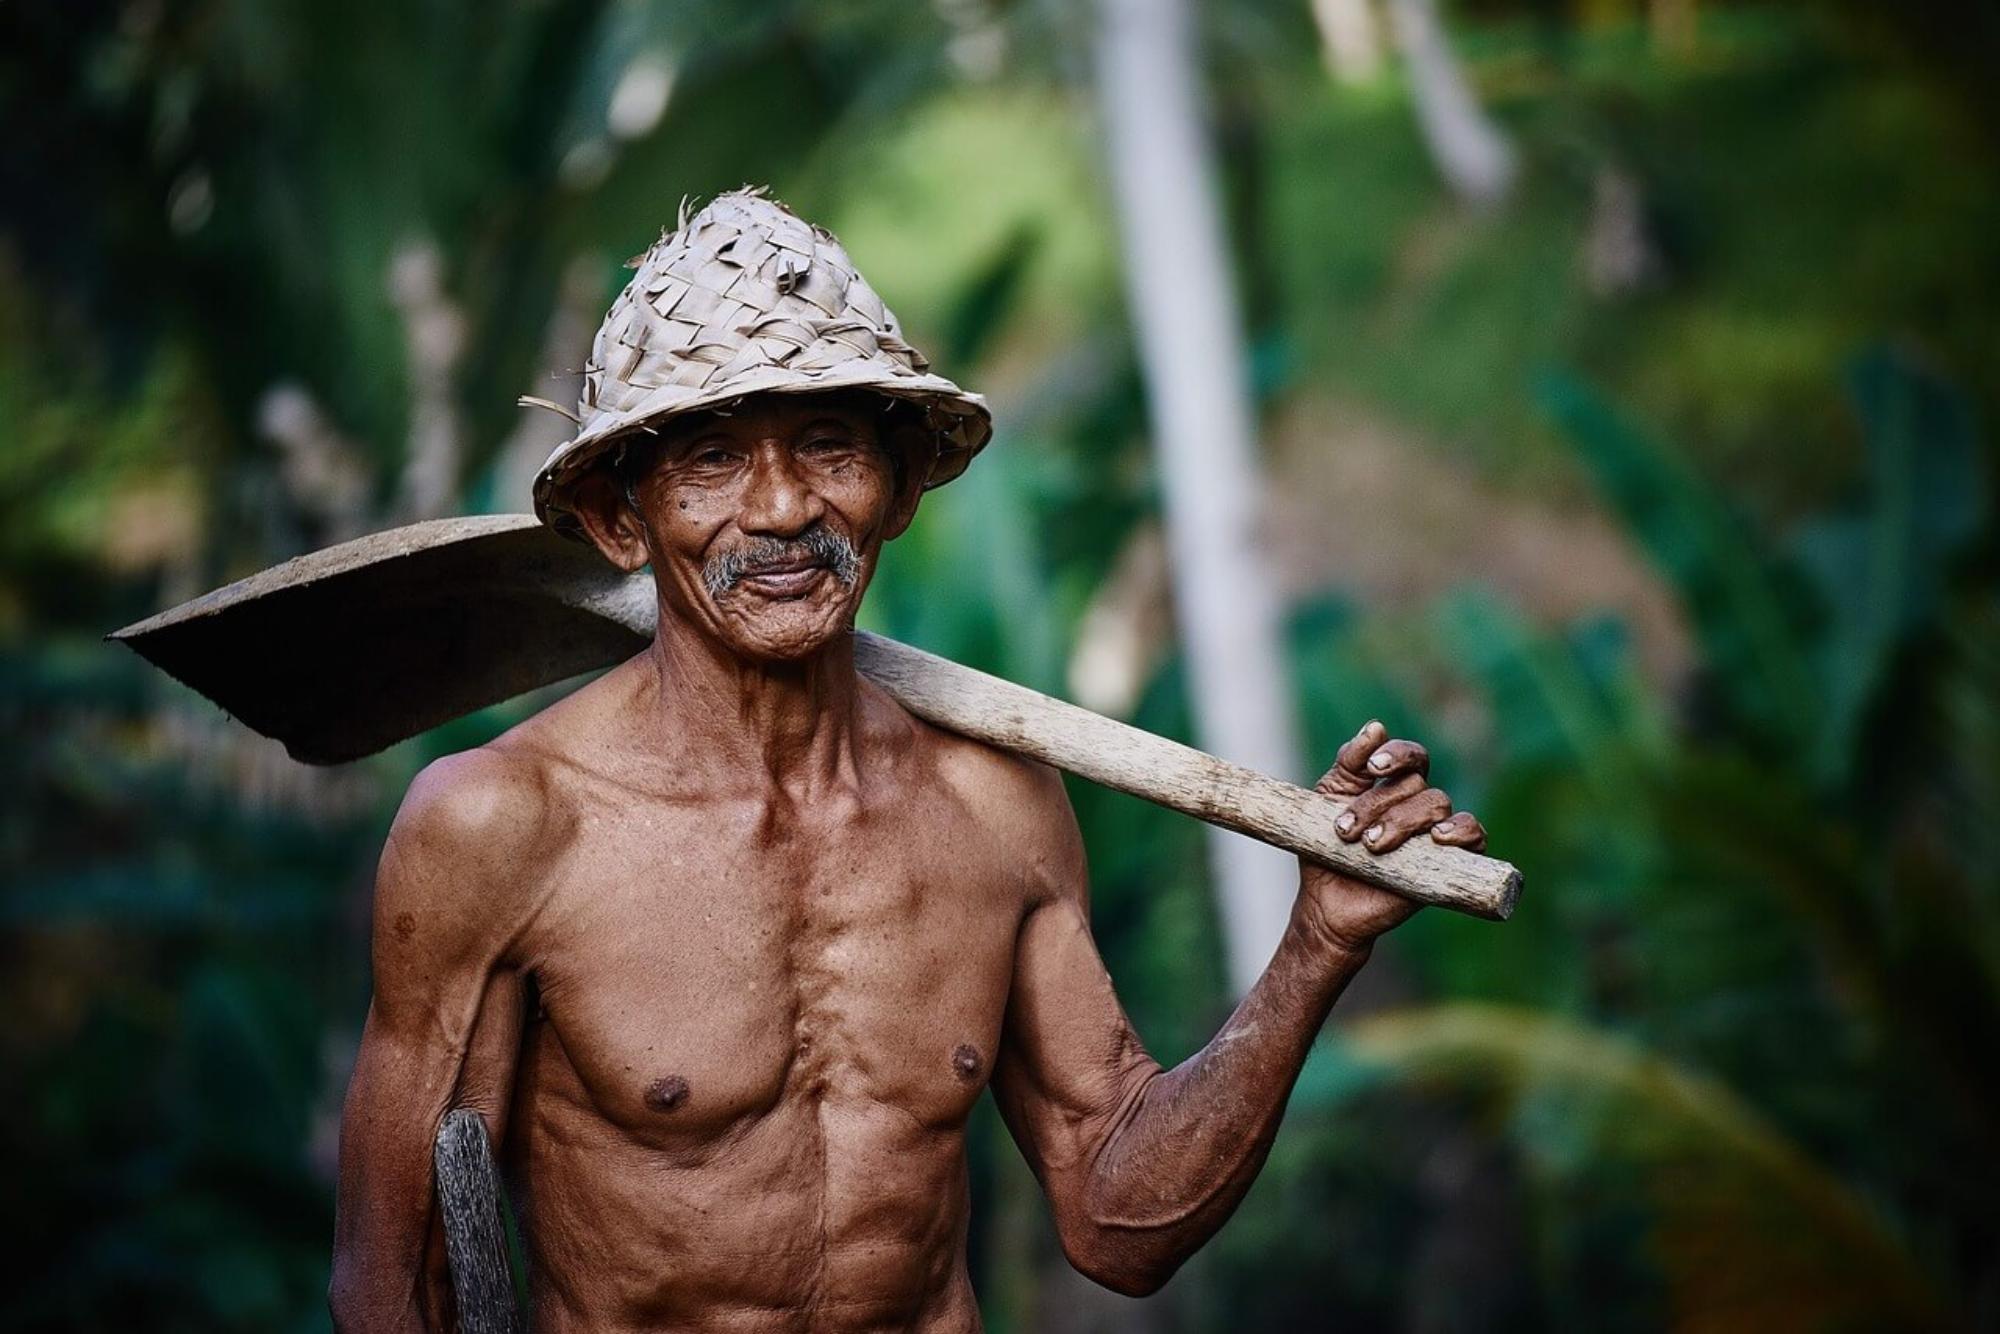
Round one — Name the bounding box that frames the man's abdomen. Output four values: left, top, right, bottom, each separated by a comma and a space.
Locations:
510, 1091, 981, 1332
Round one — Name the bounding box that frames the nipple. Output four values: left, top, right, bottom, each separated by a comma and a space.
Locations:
951, 1044, 982, 1082
644, 1074, 690, 1112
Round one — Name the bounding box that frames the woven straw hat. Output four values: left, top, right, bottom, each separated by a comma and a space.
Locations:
529, 188, 992, 538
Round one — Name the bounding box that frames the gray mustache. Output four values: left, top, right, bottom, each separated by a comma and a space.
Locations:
702, 527, 862, 598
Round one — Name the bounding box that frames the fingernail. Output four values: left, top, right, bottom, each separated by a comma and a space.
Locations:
1364, 824, 1383, 844
1369, 752, 1391, 770
1336, 812, 1355, 833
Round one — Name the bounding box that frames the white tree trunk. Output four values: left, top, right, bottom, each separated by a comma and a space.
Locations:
1312, 0, 1385, 84
1388, 0, 1516, 208
1095, 0, 1306, 997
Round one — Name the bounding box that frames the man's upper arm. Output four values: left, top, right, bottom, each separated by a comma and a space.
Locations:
330, 747, 549, 1329
989, 764, 1159, 1201
365, 750, 544, 1038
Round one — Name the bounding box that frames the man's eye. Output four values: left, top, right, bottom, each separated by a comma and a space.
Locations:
693, 447, 736, 465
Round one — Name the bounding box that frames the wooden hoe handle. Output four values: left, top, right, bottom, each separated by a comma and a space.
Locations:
111, 518, 1519, 921
854, 633, 1521, 921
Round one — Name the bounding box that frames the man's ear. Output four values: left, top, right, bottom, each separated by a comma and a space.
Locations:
878, 421, 931, 542
570, 468, 652, 572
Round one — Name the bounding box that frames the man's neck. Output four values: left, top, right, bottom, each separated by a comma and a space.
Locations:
637, 613, 866, 797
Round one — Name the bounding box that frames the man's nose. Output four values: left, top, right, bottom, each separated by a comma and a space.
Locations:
737, 442, 826, 536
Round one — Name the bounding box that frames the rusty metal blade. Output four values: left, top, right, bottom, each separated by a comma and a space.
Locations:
110, 515, 654, 764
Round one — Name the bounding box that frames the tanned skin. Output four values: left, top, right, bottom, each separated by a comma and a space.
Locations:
329, 392, 1487, 1333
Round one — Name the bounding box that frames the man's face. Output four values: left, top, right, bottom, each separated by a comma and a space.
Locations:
591, 394, 919, 662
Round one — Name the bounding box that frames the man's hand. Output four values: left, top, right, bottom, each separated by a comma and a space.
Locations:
1296, 720, 1487, 954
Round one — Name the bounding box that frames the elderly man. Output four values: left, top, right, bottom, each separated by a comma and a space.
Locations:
330, 191, 1486, 1332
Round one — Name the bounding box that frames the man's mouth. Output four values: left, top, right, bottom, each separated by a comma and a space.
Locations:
702, 528, 862, 600
736, 558, 830, 597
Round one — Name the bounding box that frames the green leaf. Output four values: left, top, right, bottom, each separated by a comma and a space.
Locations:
1536, 371, 1821, 750
1791, 348, 1987, 783
1337, 1004, 1969, 1334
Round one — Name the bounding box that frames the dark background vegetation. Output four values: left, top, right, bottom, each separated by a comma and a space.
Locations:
3, 1, 1996, 1329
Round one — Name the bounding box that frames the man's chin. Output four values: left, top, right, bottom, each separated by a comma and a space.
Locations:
708, 591, 858, 663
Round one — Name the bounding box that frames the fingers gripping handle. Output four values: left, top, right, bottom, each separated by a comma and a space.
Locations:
853, 632, 1521, 920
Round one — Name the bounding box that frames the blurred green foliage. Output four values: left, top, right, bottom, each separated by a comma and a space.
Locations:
3, 1, 1996, 1330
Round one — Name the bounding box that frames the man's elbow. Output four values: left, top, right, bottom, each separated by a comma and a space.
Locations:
1059, 1229, 1186, 1298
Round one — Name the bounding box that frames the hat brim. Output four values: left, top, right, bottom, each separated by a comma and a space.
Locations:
531, 362, 992, 540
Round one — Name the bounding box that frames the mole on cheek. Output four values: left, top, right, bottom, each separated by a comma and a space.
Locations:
644, 1075, 690, 1112
393, 911, 417, 940
951, 1044, 982, 1082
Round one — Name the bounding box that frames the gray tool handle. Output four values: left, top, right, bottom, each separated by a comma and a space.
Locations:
434, 1109, 524, 1334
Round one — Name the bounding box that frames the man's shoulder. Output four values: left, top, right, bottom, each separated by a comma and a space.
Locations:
943, 731, 1070, 815
866, 682, 1078, 856
385, 737, 573, 898
397, 742, 554, 838
398, 650, 643, 831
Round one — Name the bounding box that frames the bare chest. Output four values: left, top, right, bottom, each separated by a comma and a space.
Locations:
516, 794, 1024, 1149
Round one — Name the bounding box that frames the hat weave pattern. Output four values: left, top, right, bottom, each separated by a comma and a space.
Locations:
531, 189, 992, 536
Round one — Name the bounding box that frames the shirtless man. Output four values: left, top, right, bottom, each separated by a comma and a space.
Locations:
329, 193, 1486, 1332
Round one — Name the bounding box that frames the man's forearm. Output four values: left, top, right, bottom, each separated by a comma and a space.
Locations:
330, 1116, 436, 1331
1071, 910, 1371, 1291
330, 1012, 463, 1334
